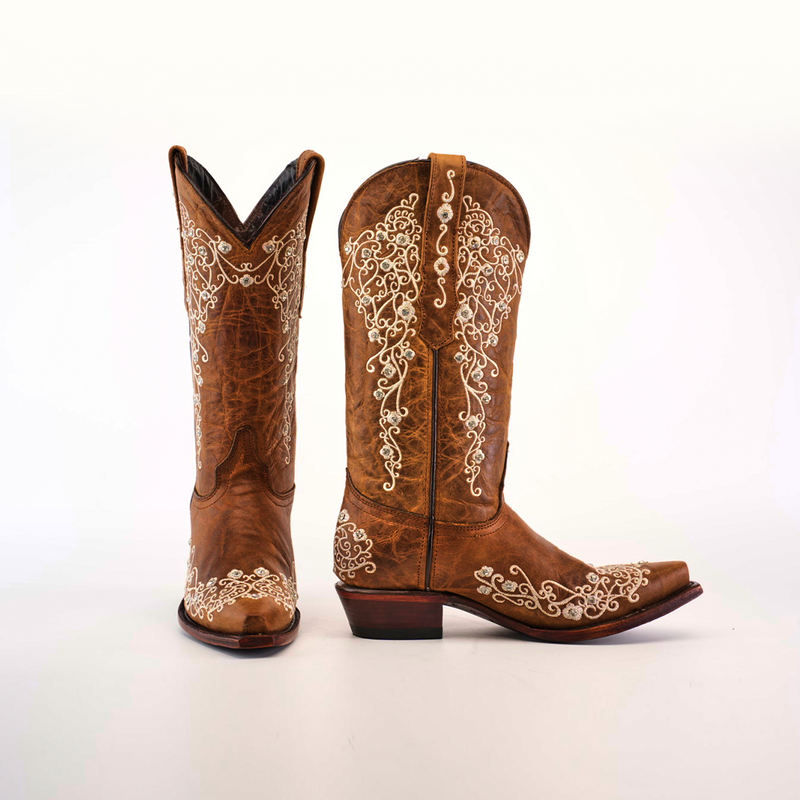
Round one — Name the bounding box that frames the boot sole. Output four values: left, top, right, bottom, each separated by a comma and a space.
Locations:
336, 581, 703, 642
178, 600, 300, 649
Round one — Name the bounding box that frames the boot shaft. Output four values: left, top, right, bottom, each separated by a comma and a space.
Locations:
339, 154, 530, 523
170, 147, 323, 496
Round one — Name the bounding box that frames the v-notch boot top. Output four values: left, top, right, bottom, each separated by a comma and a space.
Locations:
334, 153, 702, 641
169, 146, 324, 649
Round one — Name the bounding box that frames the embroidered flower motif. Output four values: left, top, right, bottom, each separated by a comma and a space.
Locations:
453, 197, 526, 495
334, 509, 377, 580
386, 410, 402, 426
473, 562, 651, 622
341, 194, 422, 491
184, 547, 297, 622
434, 256, 450, 276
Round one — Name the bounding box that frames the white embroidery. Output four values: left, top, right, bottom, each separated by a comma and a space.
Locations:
342, 194, 422, 490
180, 202, 305, 467
474, 562, 650, 622
433, 169, 456, 308
454, 197, 526, 495
261, 228, 305, 463
334, 508, 377, 580
184, 546, 298, 622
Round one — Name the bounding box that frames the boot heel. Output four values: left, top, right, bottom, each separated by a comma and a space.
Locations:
335, 583, 443, 640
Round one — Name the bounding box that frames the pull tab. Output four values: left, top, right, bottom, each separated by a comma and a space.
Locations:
418, 153, 467, 348
294, 150, 326, 317
169, 145, 189, 174
168, 145, 190, 225
294, 150, 325, 243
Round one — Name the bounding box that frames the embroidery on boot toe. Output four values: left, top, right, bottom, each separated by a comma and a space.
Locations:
341, 195, 423, 491
184, 547, 298, 622
454, 198, 526, 496
473, 562, 650, 622
180, 203, 306, 468
334, 508, 377, 580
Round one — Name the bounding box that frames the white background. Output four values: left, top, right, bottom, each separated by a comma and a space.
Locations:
2, 1, 799, 798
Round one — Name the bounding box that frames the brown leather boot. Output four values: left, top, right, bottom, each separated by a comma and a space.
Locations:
334, 153, 701, 641
168, 146, 324, 648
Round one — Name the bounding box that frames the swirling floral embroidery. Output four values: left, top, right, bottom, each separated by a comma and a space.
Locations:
453, 197, 526, 495
184, 546, 298, 622
180, 203, 305, 467
334, 509, 376, 580
433, 169, 456, 308
474, 562, 650, 622
341, 194, 422, 490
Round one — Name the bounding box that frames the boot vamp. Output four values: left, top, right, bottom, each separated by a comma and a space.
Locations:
183, 472, 297, 636
434, 505, 690, 629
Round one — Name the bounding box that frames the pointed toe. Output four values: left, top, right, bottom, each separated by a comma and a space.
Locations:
644, 560, 691, 603
179, 598, 299, 649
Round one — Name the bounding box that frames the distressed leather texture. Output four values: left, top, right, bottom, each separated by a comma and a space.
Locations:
335, 154, 692, 630
170, 146, 324, 636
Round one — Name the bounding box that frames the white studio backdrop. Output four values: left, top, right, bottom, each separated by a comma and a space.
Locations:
2, 2, 799, 799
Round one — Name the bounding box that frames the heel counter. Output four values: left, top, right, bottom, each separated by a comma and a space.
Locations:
333, 473, 428, 590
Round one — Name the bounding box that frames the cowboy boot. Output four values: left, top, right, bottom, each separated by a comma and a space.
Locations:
168, 146, 324, 648
333, 153, 701, 641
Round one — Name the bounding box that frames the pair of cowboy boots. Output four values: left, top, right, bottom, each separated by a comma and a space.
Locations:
168, 147, 702, 649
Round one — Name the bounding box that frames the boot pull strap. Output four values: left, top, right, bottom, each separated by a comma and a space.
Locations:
296, 150, 325, 316
296, 149, 325, 242
168, 145, 189, 226
168, 146, 190, 289
419, 152, 467, 348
